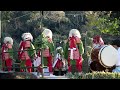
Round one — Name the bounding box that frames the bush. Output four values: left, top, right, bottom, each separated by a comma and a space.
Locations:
0, 72, 38, 79
66, 71, 120, 79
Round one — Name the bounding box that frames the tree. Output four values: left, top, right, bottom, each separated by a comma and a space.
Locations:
84, 11, 120, 36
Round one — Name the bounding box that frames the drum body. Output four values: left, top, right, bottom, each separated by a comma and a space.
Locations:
90, 45, 118, 72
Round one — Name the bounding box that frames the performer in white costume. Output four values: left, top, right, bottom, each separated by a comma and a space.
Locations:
1, 37, 14, 71
88, 35, 104, 68
64, 29, 84, 73
35, 28, 54, 75
18, 32, 37, 73
53, 46, 68, 76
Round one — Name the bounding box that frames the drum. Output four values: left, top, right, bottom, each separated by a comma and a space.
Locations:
90, 45, 118, 72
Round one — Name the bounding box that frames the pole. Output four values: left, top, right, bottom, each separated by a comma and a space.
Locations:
0, 11, 1, 70
40, 11, 44, 78
0, 11, 1, 44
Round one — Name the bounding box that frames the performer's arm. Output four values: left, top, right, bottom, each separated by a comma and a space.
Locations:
8, 48, 14, 59
1, 44, 5, 60
49, 42, 55, 56
64, 41, 69, 60
18, 41, 23, 59
29, 43, 37, 58
78, 41, 84, 55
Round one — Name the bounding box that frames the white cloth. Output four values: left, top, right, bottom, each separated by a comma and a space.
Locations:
116, 47, 120, 66
92, 44, 101, 48
112, 67, 120, 73
88, 58, 92, 66
52, 53, 61, 68
3, 49, 6, 52
68, 48, 76, 60
33, 57, 41, 67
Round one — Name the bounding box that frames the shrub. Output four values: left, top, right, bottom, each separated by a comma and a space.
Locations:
66, 71, 120, 79
0, 72, 38, 79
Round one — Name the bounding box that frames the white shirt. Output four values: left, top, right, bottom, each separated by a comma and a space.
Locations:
116, 47, 120, 66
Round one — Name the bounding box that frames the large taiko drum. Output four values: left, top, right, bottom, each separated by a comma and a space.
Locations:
90, 45, 118, 72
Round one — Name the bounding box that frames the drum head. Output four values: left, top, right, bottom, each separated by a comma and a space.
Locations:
99, 45, 118, 67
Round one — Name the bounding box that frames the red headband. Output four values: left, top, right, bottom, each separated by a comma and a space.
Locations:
93, 35, 104, 45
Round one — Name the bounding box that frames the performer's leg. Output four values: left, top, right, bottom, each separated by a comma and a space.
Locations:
26, 59, 32, 73
76, 59, 82, 72
5, 59, 12, 71
37, 65, 42, 73
47, 56, 53, 73
2, 60, 5, 71
20, 60, 25, 72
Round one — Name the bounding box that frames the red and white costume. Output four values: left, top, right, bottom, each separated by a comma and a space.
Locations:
1, 37, 13, 71
64, 29, 84, 73
88, 35, 104, 66
92, 35, 104, 47
18, 33, 36, 73
33, 29, 54, 74
52, 47, 67, 71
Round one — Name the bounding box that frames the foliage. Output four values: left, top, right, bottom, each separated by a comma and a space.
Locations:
66, 71, 120, 79
2, 11, 120, 72
85, 11, 120, 36
0, 72, 38, 79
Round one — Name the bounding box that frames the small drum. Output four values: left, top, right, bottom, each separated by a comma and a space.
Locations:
53, 59, 68, 76
90, 45, 118, 72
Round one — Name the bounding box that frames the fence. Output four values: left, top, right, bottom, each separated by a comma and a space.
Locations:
0, 34, 92, 76
0, 48, 49, 78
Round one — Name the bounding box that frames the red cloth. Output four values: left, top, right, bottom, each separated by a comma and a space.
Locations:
47, 55, 53, 72
26, 59, 32, 72
69, 36, 77, 49
67, 55, 82, 72
54, 59, 63, 70
6, 59, 12, 71
93, 35, 104, 45
36, 50, 53, 73
1, 44, 13, 71
18, 41, 32, 72
35, 37, 53, 73
24, 41, 31, 48
37, 56, 53, 73
18, 41, 31, 60
67, 36, 82, 72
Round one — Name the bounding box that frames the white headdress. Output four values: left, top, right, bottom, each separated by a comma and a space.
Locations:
42, 28, 52, 39
4, 37, 13, 45
69, 29, 81, 38
56, 46, 63, 52
22, 32, 33, 41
